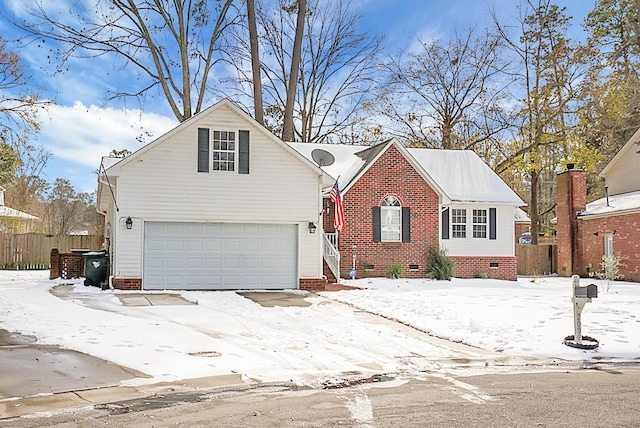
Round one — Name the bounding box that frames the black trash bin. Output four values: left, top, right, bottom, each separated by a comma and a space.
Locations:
83, 251, 109, 288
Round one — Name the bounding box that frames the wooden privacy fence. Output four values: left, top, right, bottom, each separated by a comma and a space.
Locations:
516, 243, 557, 276
0, 234, 103, 269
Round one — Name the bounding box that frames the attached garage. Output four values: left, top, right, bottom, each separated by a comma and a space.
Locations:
143, 222, 298, 290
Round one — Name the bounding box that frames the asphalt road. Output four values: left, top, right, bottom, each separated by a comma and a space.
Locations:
3, 366, 639, 427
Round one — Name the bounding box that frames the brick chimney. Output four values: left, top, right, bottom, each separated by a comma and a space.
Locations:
556, 164, 586, 277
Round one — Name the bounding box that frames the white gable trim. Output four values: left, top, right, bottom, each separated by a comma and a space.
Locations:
342, 139, 452, 205
104, 99, 324, 177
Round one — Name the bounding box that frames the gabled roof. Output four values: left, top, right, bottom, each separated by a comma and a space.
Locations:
0, 206, 39, 220
407, 149, 524, 205
0, 186, 39, 220
287, 141, 525, 206
100, 98, 326, 179
600, 126, 640, 178
579, 189, 640, 219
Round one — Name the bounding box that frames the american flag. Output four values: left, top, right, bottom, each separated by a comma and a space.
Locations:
330, 180, 345, 232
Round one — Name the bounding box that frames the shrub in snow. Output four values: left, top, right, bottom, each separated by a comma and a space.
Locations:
597, 253, 626, 291
387, 263, 404, 279
426, 246, 455, 280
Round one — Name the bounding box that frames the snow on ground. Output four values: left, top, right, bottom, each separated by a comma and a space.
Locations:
0, 270, 639, 388
322, 275, 640, 360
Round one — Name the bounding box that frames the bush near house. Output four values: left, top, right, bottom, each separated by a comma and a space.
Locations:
426, 246, 455, 280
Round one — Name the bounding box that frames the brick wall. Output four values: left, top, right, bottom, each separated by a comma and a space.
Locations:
450, 256, 518, 281
337, 144, 440, 278
50, 249, 84, 280
112, 277, 142, 290
579, 213, 640, 282
299, 277, 328, 292
556, 168, 587, 277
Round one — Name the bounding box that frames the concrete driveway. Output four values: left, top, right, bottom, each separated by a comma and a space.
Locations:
0, 286, 523, 420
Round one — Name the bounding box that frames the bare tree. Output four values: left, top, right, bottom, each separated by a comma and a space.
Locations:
0, 36, 49, 147
227, 0, 382, 143
247, 0, 264, 124
282, 0, 305, 141
494, 0, 593, 242
377, 28, 510, 151
10, 0, 238, 123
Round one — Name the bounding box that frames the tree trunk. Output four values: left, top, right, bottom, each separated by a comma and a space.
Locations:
530, 169, 540, 245
282, 0, 305, 141
247, 0, 264, 125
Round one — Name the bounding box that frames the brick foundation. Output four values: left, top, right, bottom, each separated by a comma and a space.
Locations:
112, 277, 142, 290
299, 277, 328, 292
450, 256, 518, 281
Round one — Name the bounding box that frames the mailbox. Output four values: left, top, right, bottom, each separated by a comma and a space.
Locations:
575, 283, 598, 299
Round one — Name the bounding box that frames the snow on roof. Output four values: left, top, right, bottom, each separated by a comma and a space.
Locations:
286, 142, 365, 190
580, 189, 640, 217
407, 149, 524, 205
514, 207, 531, 223
287, 142, 525, 205
0, 206, 39, 220
101, 156, 122, 171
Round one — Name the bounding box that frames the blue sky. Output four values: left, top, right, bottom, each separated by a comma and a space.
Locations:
0, 0, 595, 194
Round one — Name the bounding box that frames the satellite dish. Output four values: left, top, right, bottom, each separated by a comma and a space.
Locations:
311, 148, 335, 167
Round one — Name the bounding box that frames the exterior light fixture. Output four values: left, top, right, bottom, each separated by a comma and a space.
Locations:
308, 222, 317, 234
126, 216, 133, 230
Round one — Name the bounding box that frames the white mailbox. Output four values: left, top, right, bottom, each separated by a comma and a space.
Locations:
564, 275, 599, 349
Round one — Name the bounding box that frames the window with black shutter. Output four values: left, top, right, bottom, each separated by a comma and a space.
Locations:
197, 128, 209, 172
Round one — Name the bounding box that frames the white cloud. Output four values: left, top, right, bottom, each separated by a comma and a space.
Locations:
34, 102, 177, 192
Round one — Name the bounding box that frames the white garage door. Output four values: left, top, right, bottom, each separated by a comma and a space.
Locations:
144, 222, 298, 290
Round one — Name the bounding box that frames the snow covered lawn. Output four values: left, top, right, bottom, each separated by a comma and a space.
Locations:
0, 270, 638, 388
322, 275, 640, 361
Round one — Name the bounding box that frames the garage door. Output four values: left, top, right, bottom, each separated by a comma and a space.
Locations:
144, 222, 298, 290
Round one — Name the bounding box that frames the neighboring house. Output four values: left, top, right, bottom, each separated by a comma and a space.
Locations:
515, 207, 532, 244
97, 99, 329, 291
557, 128, 640, 282
0, 186, 39, 233
288, 140, 525, 281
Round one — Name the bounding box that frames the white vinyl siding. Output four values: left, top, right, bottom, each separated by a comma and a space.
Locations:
108, 103, 322, 282
442, 205, 515, 257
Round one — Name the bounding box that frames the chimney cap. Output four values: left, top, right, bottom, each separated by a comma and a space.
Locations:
567, 163, 575, 170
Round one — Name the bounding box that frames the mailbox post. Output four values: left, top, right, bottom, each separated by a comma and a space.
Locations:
564, 274, 599, 349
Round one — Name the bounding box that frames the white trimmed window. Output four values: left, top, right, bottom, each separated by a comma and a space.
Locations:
381, 196, 401, 242
473, 209, 487, 238
452, 208, 466, 238
604, 234, 614, 257
212, 130, 236, 171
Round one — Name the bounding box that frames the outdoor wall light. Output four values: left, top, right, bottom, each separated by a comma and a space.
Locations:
125, 216, 133, 230
308, 222, 317, 234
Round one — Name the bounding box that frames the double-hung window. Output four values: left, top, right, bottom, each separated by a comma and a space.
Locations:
198, 128, 250, 174
451, 208, 466, 238
212, 131, 235, 171
381, 196, 401, 242
473, 209, 487, 238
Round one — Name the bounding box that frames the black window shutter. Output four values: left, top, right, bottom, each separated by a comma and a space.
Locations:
372, 207, 381, 243
239, 130, 250, 174
197, 128, 209, 172
441, 208, 450, 240
489, 208, 497, 240
402, 207, 411, 242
